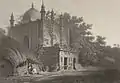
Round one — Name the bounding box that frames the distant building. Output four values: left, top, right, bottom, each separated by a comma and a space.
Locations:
8, 2, 79, 73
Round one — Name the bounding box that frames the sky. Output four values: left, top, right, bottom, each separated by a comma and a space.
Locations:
0, 0, 120, 46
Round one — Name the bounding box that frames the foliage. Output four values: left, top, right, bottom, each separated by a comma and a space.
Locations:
54, 12, 116, 67
44, 11, 110, 66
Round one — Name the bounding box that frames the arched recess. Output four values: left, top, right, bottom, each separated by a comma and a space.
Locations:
24, 36, 29, 49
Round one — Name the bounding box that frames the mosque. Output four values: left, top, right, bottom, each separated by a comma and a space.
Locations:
0, 1, 80, 77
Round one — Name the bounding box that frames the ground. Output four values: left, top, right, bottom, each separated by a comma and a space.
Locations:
1, 70, 120, 83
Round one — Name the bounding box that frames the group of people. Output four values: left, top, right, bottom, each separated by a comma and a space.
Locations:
28, 64, 37, 74
27, 63, 61, 75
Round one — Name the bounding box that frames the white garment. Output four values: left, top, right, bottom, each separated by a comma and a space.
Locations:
32, 68, 37, 74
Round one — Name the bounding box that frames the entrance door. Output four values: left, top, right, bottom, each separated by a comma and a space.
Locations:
73, 58, 76, 70
64, 57, 67, 70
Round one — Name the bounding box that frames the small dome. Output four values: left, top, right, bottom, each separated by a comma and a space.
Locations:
22, 7, 41, 23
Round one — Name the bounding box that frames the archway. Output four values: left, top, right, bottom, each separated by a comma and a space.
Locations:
64, 57, 68, 70
24, 36, 29, 49
73, 58, 76, 70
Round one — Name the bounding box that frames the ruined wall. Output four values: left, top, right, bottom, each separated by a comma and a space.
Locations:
39, 46, 60, 71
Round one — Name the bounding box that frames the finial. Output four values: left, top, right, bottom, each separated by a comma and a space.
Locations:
41, 0, 45, 8
11, 12, 14, 20
51, 9, 54, 15
42, 0, 44, 5
32, 2, 34, 8
51, 9, 54, 20
10, 12, 14, 27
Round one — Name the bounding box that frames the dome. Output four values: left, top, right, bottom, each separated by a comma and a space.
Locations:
22, 6, 41, 23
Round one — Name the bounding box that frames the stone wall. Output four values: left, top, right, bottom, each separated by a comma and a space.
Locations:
9, 21, 39, 50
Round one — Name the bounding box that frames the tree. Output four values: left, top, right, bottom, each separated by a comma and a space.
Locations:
43, 11, 109, 66
96, 35, 106, 46
58, 12, 109, 66
94, 36, 106, 60
54, 12, 100, 66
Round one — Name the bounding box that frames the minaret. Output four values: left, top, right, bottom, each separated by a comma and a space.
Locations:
10, 13, 14, 27
50, 9, 54, 46
68, 27, 71, 47
39, 0, 46, 46
59, 13, 64, 47
40, 0, 46, 20
31, 2, 34, 8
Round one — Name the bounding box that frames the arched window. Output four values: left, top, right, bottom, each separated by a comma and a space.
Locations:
24, 36, 29, 49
